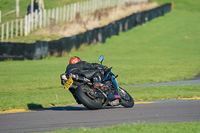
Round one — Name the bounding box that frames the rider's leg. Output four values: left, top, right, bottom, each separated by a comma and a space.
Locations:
93, 73, 107, 89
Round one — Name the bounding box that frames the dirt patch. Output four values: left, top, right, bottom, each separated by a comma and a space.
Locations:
34, 2, 158, 38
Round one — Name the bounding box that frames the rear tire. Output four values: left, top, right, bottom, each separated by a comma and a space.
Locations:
75, 85, 102, 110
119, 87, 134, 108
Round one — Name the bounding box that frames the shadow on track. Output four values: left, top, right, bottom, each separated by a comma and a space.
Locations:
27, 103, 122, 111
27, 103, 88, 111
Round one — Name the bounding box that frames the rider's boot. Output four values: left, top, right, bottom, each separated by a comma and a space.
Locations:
93, 82, 108, 90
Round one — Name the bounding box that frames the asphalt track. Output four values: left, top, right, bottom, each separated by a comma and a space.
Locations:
0, 99, 200, 133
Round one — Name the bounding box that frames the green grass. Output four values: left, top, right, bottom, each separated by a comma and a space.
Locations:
126, 85, 200, 101
0, 0, 200, 110
44, 122, 200, 133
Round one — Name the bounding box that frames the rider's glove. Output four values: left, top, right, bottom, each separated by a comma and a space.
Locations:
104, 66, 109, 73
60, 74, 67, 85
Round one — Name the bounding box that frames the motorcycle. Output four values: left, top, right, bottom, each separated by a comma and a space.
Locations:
60, 55, 134, 110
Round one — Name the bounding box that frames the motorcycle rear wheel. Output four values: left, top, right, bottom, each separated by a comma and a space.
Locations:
119, 87, 134, 108
75, 85, 103, 110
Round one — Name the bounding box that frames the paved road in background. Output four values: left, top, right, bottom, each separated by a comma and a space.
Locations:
0, 99, 200, 133
122, 79, 200, 87
122, 74, 200, 87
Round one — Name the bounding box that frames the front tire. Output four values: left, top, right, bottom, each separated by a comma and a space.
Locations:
119, 87, 134, 108
75, 85, 102, 110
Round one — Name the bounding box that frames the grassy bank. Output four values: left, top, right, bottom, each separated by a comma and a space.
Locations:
0, 0, 200, 110
6, 2, 158, 43
45, 122, 200, 133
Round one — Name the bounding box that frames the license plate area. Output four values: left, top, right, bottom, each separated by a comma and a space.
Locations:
64, 77, 73, 90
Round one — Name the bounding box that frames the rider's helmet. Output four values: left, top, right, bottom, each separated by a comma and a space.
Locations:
69, 56, 81, 64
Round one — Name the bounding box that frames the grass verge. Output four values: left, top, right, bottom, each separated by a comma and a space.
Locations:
44, 122, 200, 133
125, 85, 200, 101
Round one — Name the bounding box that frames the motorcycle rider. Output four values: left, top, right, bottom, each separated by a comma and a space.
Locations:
61, 56, 108, 89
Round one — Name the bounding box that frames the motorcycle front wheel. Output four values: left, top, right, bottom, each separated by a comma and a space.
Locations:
119, 87, 134, 108
75, 85, 103, 110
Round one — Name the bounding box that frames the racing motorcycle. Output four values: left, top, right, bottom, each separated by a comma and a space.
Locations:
60, 56, 134, 110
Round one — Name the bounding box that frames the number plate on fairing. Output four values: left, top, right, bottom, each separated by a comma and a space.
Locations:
64, 77, 73, 90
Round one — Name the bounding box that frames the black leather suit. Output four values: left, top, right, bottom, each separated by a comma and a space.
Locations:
65, 61, 106, 75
